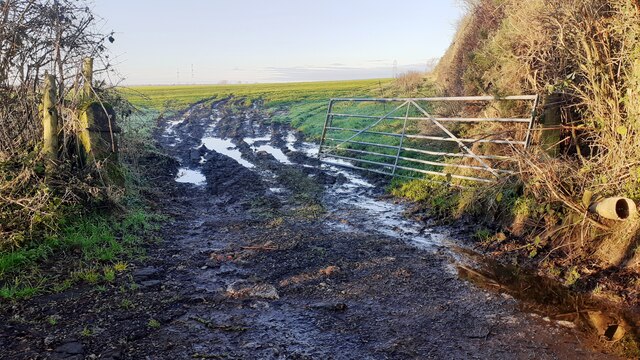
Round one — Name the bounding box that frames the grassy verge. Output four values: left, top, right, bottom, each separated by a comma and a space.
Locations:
0, 90, 165, 301
0, 210, 159, 299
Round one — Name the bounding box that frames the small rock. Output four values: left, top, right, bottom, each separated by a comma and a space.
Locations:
241, 342, 261, 349
204, 259, 218, 268
139, 280, 162, 289
44, 335, 56, 347
226, 280, 279, 300
250, 301, 270, 310
133, 267, 159, 280
55, 342, 84, 355
307, 302, 348, 311
190, 149, 201, 163
556, 320, 576, 329
200, 265, 208, 270
500, 293, 514, 300
102, 350, 122, 360
318, 266, 340, 276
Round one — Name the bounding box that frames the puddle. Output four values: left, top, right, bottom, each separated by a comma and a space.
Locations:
243, 135, 271, 146
243, 135, 293, 165
175, 168, 206, 185
454, 246, 639, 343
285, 131, 318, 157
321, 156, 445, 250
201, 137, 255, 168
253, 144, 292, 164
286, 131, 297, 152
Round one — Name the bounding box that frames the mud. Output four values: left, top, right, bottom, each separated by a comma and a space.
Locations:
0, 99, 631, 359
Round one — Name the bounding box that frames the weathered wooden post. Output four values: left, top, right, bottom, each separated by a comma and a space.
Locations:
42, 73, 59, 167
82, 57, 93, 99
77, 57, 123, 184
540, 93, 562, 156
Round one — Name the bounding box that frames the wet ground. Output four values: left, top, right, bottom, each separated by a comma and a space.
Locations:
0, 99, 633, 359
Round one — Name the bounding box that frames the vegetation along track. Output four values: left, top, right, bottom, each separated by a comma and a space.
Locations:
0, 98, 629, 359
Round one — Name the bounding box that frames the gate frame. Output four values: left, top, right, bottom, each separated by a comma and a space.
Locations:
318, 95, 539, 183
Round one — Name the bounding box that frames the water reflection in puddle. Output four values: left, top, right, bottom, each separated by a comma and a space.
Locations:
243, 135, 271, 146
453, 246, 639, 345
253, 144, 292, 164
201, 137, 255, 168
175, 168, 206, 185
320, 156, 445, 250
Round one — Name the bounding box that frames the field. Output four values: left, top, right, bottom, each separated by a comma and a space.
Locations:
120, 78, 458, 180
122, 79, 391, 111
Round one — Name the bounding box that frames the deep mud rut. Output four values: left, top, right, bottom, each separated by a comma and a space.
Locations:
0, 99, 625, 359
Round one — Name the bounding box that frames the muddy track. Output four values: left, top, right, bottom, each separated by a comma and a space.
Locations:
0, 99, 621, 359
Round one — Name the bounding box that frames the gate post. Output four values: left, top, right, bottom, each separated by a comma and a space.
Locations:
540, 93, 562, 156
42, 73, 59, 169
82, 57, 93, 99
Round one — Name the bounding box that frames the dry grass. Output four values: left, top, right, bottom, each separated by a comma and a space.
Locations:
425, 0, 640, 271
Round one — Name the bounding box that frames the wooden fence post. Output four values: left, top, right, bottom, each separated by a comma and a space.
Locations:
540, 93, 562, 156
42, 73, 59, 167
82, 57, 93, 100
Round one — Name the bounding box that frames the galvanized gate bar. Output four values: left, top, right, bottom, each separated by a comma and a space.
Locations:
318, 95, 538, 183
322, 139, 517, 161
333, 101, 409, 149
327, 127, 526, 145
524, 95, 540, 149
318, 99, 335, 160
331, 95, 538, 102
329, 113, 532, 123
391, 104, 411, 175
409, 100, 500, 177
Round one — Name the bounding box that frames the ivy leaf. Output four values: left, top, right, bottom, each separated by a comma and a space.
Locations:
616, 126, 628, 136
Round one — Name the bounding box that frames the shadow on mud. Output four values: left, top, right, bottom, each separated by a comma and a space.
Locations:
454, 246, 640, 356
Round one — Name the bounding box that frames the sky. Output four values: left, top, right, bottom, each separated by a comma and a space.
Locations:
93, 0, 465, 85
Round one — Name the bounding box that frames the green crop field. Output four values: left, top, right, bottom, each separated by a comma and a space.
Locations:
119, 78, 448, 178
122, 78, 392, 111
120, 78, 398, 142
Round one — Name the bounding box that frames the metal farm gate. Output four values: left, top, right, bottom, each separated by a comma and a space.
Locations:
318, 95, 539, 183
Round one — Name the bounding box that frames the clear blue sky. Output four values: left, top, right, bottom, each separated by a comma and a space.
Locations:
93, 0, 464, 85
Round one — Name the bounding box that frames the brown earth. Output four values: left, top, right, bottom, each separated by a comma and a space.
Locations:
0, 99, 631, 359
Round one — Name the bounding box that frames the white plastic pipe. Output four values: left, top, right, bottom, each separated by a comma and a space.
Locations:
589, 197, 637, 221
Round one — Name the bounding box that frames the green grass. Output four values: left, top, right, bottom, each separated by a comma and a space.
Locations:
0, 209, 159, 300
122, 79, 391, 111
120, 77, 459, 182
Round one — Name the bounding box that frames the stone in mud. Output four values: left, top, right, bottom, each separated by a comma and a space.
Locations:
133, 266, 160, 280
139, 280, 162, 289
226, 280, 279, 300
190, 149, 201, 163
307, 302, 348, 311
54, 341, 84, 355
